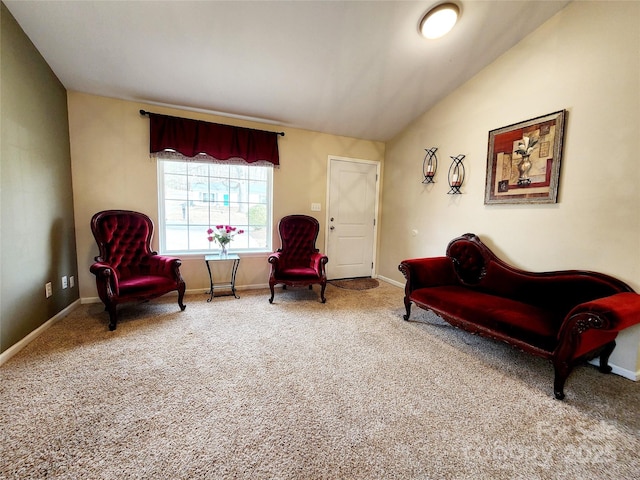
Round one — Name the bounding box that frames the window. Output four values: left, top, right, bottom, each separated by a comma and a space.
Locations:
158, 160, 272, 254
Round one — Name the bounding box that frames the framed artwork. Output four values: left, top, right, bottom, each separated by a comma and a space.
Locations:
484, 110, 566, 204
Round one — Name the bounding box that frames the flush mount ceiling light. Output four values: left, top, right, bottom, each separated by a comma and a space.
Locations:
419, 3, 460, 39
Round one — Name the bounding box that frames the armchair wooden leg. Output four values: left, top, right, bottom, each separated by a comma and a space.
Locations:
269, 284, 275, 304
107, 305, 118, 331
178, 285, 186, 311
320, 282, 327, 303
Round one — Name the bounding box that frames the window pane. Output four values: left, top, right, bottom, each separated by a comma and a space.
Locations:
165, 200, 188, 225
189, 225, 212, 251
187, 204, 210, 227
188, 174, 209, 202
248, 203, 268, 228
164, 162, 187, 175
210, 205, 230, 225
188, 162, 209, 176
227, 202, 245, 225
249, 167, 267, 181
209, 163, 229, 177
229, 165, 248, 181
229, 227, 249, 250
248, 225, 268, 249
248, 180, 268, 204
165, 225, 189, 251
164, 174, 188, 201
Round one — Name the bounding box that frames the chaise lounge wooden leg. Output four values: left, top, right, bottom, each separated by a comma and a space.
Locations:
403, 298, 412, 321
553, 361, 572, 400
598, 341, 616, 374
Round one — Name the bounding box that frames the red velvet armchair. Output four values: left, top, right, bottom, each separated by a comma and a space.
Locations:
90, 210, 186, 330
268, 215, 329, 303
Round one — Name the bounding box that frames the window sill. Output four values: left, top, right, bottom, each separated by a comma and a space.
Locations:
160, 250, 272, 259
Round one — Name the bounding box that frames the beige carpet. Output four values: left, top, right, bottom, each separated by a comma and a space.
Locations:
1, 282, 639, 479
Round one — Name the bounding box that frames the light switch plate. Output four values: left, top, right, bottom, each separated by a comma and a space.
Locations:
311, 203, 321, 211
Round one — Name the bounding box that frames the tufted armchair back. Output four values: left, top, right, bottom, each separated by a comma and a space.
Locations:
91, 210, 155, 279
276, 215, 321, 268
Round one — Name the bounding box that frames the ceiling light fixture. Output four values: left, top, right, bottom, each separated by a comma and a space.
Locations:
419, 3, 460, 39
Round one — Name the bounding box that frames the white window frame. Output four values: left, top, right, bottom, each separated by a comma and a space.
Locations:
157, 159, 273, 255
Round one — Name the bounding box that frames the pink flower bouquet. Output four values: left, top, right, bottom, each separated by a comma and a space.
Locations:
207, 225, 244, 253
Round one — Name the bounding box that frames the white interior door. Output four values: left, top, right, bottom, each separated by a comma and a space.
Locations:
326, 157, 378, 280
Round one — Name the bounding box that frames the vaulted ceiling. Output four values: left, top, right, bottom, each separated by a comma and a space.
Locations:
5, 1, 570, 142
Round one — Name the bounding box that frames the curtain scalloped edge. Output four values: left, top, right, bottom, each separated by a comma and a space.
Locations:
151, 151, 277, 168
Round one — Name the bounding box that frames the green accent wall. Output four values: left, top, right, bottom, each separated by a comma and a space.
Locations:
1, 3, 78, 353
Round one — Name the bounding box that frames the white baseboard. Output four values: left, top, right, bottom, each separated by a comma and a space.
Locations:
610, 364, 639, 381
0, 299, 81, 366
588, 358, 639, 381
235, 283, 269, 291
81, 296, 102, 304
376, 275, 404, 289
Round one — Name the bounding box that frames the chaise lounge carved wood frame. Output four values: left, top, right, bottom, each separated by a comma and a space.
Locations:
399, 233, 640, 399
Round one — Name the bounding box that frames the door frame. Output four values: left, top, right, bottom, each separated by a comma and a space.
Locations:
325, 155, 381, 279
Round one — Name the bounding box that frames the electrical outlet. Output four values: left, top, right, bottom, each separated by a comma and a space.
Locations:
69, 276, 75, 288
62, 276, 68, 289
45, 282, 53, 298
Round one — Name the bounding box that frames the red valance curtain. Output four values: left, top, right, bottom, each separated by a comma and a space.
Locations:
148, 112, 280, 166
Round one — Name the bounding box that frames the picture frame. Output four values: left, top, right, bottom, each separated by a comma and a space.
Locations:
484, 110, 566, 204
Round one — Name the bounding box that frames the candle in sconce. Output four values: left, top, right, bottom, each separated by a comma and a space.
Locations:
452, 173, 458, 183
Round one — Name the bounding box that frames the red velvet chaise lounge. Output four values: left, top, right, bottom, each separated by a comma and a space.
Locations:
399, 233, 640, 399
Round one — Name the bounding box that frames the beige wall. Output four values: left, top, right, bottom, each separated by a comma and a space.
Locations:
379, 1, 640, 375
68, 93, 385, 301
1, 4, 78, 354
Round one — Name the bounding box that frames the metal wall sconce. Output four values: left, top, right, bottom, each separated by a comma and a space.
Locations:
422, 147, 438, 184
447, 154, 465, 194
